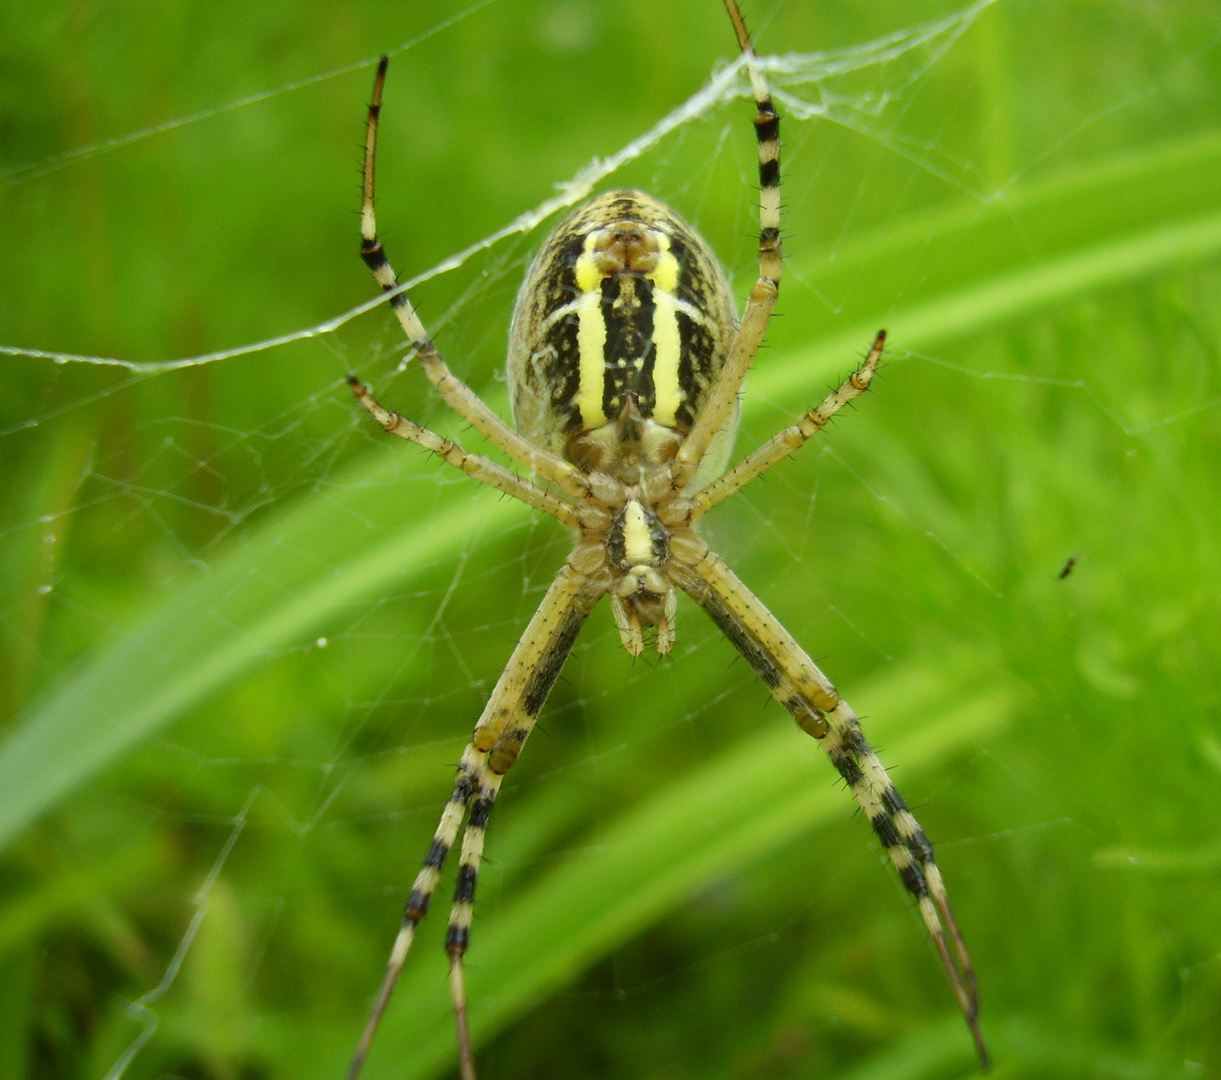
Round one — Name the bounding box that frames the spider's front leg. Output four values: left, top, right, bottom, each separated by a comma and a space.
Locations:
348, 377, 580, 526
674, 0, 783, 488
358, 56, 587, 500
691, 331, 886, 517
669, 544, 989, 1069
349, 564, 605, 1080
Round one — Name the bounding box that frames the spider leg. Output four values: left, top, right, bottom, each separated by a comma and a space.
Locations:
360, 58, 588, 498
692, 331, 886, 517
446, 562, 597, 1080
675, 1, 782, 485
348, 376, 580, 526
445, 758, 498, 1080
347, 745, 482, 1080
672, 546, 988, 1068
348, 563, 603, 1080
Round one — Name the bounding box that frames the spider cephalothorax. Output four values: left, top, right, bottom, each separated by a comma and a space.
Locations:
345, 3, 986, 1078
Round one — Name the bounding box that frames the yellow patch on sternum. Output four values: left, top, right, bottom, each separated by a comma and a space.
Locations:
622, 500, 655, 567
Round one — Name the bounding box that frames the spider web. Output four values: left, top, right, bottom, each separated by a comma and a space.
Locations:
3, 1, 1221, 1077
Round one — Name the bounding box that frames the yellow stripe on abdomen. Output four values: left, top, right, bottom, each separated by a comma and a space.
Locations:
648, 236, 683, 427
574, 237, 608, 430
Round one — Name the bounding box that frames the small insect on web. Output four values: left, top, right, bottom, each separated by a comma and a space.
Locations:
345, 1, 988, 1077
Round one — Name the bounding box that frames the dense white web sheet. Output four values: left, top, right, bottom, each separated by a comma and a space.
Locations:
2, 0, 1220, 1076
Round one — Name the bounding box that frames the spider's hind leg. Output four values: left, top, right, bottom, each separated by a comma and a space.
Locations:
674, 0, 784, 485
444, 759, 502, 1080
347, 745, 482, 1080
676, 548, 988, 1069
821, 700, 987, 1067
348, 562, 601, 1080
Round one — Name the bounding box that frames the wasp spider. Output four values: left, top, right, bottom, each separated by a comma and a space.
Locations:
346, 3, 986, 1076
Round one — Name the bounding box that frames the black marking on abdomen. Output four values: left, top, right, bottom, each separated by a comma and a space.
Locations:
676, 308, 718, 429
533, 309, 583, 435
601, 273, 657, 419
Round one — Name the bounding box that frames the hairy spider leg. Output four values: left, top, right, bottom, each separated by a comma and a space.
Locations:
675, 548, 988, 1067
673, 0, 783, 485
348, 567, 601, 1080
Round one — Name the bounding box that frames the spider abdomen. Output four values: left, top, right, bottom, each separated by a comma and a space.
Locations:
508, 189, 740, 484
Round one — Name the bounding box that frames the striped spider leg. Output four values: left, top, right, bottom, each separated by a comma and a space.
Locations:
345, 1, 986, 1076
347, 59, 600, 1080
669, 529, 990, 1071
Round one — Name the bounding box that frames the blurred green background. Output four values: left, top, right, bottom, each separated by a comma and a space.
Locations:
2, 0, 1220, 1077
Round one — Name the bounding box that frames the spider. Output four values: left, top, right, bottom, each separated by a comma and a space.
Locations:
346, 3, 986, 1077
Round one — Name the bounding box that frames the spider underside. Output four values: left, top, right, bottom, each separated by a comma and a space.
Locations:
345, 3, 986, 1077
